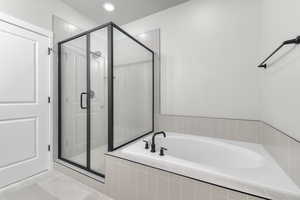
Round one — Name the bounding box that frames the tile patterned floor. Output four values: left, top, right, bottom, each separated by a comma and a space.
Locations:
0, 170, 113, 200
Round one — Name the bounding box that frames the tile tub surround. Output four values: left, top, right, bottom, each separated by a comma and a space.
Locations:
156, 114, 300, 170
105, 155, 267, 200
155, 114, 300, 190
155, 115, 261, 144
259, 123, 300, 189
106, 132, 300, 200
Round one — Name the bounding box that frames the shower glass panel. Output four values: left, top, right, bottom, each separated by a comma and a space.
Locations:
60, 36, 87, 167
113, 27, 154, 148
58, 23, 154, 177
90, 28, 108, 174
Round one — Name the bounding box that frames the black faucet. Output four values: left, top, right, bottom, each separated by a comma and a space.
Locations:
151, 131, 166, 153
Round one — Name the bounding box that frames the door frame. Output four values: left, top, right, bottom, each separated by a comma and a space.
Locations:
0, 12, 53, 171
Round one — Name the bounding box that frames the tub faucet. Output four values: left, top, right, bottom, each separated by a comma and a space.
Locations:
151, 131, 166, 153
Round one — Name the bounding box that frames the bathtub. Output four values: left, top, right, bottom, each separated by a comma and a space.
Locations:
112, 132, 300, 200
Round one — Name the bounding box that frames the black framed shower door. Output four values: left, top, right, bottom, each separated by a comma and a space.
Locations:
57, 22, 155, 177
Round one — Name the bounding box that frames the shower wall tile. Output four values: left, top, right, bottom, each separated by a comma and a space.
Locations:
259, 122, 300, 188
156, 114, 260, 144
105, 155, 267, 200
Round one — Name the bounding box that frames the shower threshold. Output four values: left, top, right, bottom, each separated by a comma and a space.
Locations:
56, 157, 105, 183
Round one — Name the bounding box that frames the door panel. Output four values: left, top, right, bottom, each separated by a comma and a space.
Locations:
59, 29, 108, 176
0, 118, 37, 168
0, 20, 49, 188
0, 30, 36, 103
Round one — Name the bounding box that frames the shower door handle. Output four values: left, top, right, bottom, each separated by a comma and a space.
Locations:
80, 92, 87, 109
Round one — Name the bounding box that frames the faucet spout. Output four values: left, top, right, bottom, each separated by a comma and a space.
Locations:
151, 131, 166, 153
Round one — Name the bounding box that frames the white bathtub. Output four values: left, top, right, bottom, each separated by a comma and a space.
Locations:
113, 132, 300, 200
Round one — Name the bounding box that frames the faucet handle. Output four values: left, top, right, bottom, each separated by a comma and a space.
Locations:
159, 147, 168, 156
142, 140, 150, 149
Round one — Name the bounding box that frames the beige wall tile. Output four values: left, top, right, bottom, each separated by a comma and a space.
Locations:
157, 115, 260, 144
260, 124, 290, 173
290, 139, 300, 187
227, 190, 248, 200
247, 196, 265, 200
105, 156, 268, 200
136, 165, 151, 200
194, 181, 211, 200
156, 170, 170, 200
259, 123, 300, 189
211, 186, 228, 200
179, 176, 196, 200
169, 174, 181, 200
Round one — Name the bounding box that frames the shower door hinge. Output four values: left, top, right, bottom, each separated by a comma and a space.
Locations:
48, 96, 51, 103
48, 47, 53, 55
48, 145, 51, 152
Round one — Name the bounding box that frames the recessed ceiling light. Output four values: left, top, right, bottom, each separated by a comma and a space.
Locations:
66, 24, 78, 32
139, 33, 148, 39
103, 2, 115, 12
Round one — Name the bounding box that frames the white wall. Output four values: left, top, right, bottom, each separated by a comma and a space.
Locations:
0, 0, 97, 30
3, 0, 298, 143
123, 0, 262, 120
261, 0, 300, 140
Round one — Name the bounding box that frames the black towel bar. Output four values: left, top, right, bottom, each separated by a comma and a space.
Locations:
257, 35, 300, 69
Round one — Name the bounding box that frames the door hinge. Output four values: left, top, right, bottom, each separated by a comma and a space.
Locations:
48, 47, 53, 55
48, 145, 51, 152
48, 96, 51, 103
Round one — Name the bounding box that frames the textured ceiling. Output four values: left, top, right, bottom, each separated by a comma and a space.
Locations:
62, 0, 190, 25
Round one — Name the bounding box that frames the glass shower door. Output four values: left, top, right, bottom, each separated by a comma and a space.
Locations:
60, 36, 88, 168
59, 30, 107, 176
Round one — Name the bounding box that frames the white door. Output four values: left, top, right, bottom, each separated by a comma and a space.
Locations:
0, 18, 50, 188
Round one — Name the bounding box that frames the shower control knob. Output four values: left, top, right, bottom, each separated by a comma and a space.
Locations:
89, 90, 95, 98
160, 147, 168, 156
143, 140, 150, 149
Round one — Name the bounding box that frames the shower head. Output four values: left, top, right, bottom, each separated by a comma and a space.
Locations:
91, 51, 102, 59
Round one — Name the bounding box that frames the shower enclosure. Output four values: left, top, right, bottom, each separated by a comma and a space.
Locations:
58, 22, 154, 177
